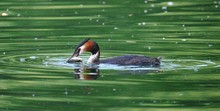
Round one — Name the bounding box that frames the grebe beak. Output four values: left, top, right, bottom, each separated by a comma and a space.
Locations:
67, 48, 81, 63
73, 48, 81, 57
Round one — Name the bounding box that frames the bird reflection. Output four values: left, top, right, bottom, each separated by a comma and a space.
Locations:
73, 66, 100, 80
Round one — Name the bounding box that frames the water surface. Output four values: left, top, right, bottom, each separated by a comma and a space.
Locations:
0, 0, 220, 111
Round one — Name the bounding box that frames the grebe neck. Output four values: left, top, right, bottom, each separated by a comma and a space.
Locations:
88, 51, 100, 64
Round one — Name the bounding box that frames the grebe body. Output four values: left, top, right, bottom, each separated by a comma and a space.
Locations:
67, 38, 160, 66
100, 55, 160, 66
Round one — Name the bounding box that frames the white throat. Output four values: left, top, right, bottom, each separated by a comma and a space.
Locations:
87, 51, 100, 63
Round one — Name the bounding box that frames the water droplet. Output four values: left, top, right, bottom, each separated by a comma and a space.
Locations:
114, 27, 119, 30
205, 102, 211, 106
182, 24, 185, 27
30, 56, 37, 59
182, 39, 186, 41
188, 33, 191, 36
148, 46, 151, 50
144, 0, 148, 4
64, 88, 68, 95
113, 88, 116, 91
144, 9, 148, 13
17, 13, 21, 17
20, 58, 26, 62
215, 5, 218, 8
1, 12, 8, 16
102, 1, 106, 4
151, 4, 155, 7
179, 93, 183, 96
162, 37, 166, 40
167, 2, 174, 6
3, 52, 6, 55
162, 6, 167, 10
32, 94, 35, 97
142, 22, 146, 25
102, 23, 105, 25
64, 91, 68, 95
126, 40, 136, 43
208, 44, 213, 47
34, 37, 38, 40
128, 14, 133, 16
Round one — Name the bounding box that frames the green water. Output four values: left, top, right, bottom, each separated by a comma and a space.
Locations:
0, 0, 220, 111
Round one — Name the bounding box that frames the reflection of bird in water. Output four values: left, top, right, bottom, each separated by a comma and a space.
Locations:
74, 67, 99, 80
67, 38, 160, 66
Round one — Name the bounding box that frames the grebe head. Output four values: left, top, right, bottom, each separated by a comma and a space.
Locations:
67, 38, 100, 63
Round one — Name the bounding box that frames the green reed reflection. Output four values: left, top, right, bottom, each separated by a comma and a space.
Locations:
0, 0, 220, 111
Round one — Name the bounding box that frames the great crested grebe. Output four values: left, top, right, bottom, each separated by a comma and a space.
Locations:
67, 38, 160, 66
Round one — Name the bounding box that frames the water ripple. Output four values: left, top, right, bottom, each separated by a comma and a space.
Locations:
43, 56, 217, 72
